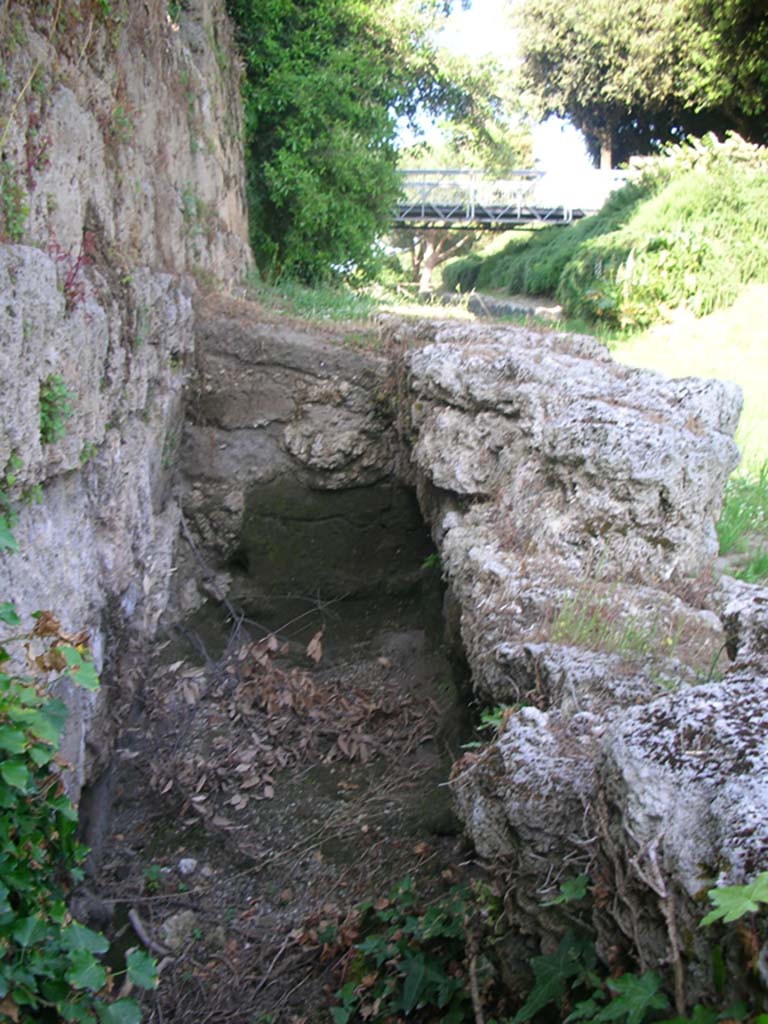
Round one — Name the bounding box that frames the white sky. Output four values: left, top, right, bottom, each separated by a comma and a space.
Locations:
418, 0, 594, 172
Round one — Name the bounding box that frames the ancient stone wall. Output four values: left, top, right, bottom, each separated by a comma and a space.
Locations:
0, 0, 251, 791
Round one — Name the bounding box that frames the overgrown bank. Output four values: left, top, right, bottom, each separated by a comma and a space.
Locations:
444, 134, 768, 330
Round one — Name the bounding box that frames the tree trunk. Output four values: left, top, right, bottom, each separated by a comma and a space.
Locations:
418, 241, 435, 295
600, 137, 613, 170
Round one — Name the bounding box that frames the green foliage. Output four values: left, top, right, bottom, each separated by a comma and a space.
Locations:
0, 512, 156, 1020
543, 874, 589, 907
0, 159, 28, 242
226, 0, 476, 282
109, 105, 133, 144
511, 930, 670, 1024
142, 864, 162, 894
0, 454, 21, 554
0, 578, 156, 1022
514, 0, 767, 165
716, 459, 768, 583
701, 871, 768, 927
447, 135, 768, 332
39, 374, 74, 445
80, 442, 98, 465
330, 876, 479, 1023
243, 271, 380, 323
443, 178, 648, 297
512, 932, 599, 1023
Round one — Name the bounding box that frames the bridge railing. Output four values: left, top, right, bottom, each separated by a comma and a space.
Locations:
395, 168, 628, 226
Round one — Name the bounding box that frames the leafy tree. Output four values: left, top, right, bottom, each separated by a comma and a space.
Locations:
401, 58, 535, 175
390, 226, 479, 294
676, 0, 768, 138
514, 0, 768, 167
514, 0, 694, 168
226, 0, 476, 282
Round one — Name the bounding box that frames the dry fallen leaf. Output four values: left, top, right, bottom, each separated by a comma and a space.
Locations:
31, 610, 61, 637
306, 628, 324, 664
0, 996, 19, 1022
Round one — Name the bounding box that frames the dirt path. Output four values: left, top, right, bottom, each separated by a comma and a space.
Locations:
93, 592, 472, 1023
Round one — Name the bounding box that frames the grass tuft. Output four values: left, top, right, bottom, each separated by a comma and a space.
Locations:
244, 270, 381, 323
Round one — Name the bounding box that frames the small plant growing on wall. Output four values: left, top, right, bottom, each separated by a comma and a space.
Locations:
0, 160, 28, 242
39, 374, 73, 444
48, 231, 95, 314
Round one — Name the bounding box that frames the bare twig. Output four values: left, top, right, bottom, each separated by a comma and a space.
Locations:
253, 933, 293, 995
128, 907, 170, 958
469, 954, 485, 1024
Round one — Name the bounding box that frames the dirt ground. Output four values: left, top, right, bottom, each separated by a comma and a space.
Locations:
92, 589, 476, 1024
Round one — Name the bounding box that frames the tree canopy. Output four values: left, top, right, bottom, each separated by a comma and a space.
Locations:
225, 0, 479, 282
514, 0, 768, 167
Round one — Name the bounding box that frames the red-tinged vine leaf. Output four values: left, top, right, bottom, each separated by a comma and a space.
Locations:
306, 629, 324, 664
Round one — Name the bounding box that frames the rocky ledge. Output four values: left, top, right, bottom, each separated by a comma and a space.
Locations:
187, 304, 764, 1005
382, 316, 764, 1004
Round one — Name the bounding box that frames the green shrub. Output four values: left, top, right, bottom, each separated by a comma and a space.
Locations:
0, 599, 156, 1021
39, 374, 73, 445
446, 135, 768, 330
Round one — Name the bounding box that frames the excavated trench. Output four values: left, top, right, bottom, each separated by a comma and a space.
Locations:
82, 463, 477, 1022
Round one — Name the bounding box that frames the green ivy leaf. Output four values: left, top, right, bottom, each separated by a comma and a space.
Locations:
544, 874, 590, 906
65, 949, 107, 991
62, 922, 110, 955
566, 997, 606, 1022
95, 999, 142, 1024
58, 646, 100, 691
701, 872, 768, 925
0, 517, 18, 553
0, 725, 26, 754
595, 972, 669, 1024
400, 950, 426, 1014
0, 602, 19, 625
512, 932, 592, 1023
126, 948, 157, 990
59, 1000, 98, 1022
28, 743, 54, 767
13, 914, 48, 947
0, 759, 30, 791
29, 698, 68, 744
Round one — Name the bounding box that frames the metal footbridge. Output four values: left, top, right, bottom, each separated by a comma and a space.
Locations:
394, 168, 627, 229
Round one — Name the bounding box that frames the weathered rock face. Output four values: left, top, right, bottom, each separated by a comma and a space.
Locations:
180, 297, 432, 627
376, 316, 764, 1003
0, 0, 250, 790
180, 300, 765, 1002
